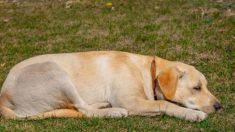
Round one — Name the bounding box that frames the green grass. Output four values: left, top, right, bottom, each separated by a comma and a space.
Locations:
0, 0, 235, 131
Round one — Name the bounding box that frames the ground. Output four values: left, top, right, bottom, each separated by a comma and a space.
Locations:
0, 0, 234, 131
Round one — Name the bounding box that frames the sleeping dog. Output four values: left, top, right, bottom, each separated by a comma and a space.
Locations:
0, 51, 221, 121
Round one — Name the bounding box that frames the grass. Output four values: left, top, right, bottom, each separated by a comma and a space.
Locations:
0, 0, 234, 131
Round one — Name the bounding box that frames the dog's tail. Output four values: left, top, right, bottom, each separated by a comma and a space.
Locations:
0, 92, 17, 119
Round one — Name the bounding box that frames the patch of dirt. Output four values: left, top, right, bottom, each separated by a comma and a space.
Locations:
76, 28, 109, 39
189, 7, 220, 18
116, 36, 134, 48
157, 24, 182, 41
224, 9, 235, 17
155, 16, 171, 24
232, 70, 235, 80
173, 45, 223, 65
196, 52, 222, 61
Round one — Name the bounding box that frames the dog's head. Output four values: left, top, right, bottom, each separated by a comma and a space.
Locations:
157, 62, 221, 113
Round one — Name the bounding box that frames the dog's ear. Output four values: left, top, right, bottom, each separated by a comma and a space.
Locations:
158, 67, 181, 100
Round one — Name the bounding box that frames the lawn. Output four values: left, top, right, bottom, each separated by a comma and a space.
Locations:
0, 0, 234, 131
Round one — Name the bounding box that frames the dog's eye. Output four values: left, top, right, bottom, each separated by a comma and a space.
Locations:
193, 86, 201, 91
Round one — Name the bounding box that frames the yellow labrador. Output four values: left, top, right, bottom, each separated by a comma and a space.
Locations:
0, 51, 221, 121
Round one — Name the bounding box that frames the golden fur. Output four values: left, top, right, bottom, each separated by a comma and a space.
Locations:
0, 51, 221, 121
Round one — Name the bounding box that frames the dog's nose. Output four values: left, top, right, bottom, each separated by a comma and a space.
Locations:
213, 102, 222, 111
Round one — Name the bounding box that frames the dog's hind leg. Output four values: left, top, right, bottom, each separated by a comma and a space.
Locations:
29, 107, 128, 119
1, 61, 127, 118
29, 109, 83, 119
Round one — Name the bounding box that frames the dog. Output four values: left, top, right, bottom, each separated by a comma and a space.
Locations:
0, 51, 221, 121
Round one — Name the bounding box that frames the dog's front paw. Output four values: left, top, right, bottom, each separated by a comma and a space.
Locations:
185, 110, 207, 122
